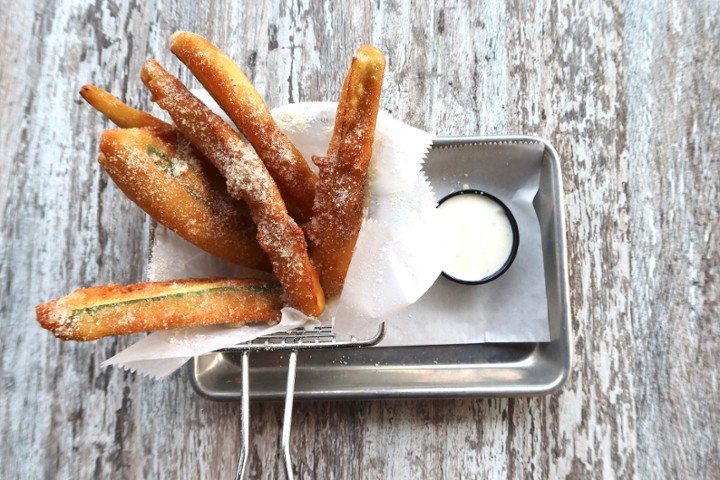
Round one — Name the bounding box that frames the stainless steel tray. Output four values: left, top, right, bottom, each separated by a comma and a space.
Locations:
190, 135, 571, 400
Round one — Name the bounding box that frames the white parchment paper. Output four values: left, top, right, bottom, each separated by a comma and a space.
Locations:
381, 141, 551, 345
104, 97, 439, 377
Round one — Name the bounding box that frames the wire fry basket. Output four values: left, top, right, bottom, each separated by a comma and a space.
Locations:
224, 323, 385, 480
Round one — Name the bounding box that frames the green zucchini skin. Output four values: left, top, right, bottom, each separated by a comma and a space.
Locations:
69, 284, 280, 318
37, 279, 285, 341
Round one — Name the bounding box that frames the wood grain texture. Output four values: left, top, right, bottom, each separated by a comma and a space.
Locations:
1, 0, 718, 479
625, 1, 720, 478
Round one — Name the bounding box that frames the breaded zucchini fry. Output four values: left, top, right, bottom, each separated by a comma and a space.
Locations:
80, 85, 171, 129
169, 31, 317, 223
141, 60, 325, 317
99, 127, 271, 271
305, 46, 386, 298
36, 278, 283, 341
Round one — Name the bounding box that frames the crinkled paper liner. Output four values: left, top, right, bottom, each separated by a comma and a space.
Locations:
103, 97, 439, 378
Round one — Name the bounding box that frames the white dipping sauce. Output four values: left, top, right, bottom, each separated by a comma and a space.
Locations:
437, 193, 515, 282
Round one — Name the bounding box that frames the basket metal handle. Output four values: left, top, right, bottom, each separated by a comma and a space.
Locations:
232, 323, 384, 479
235, 351, 250, 480
282, 351, 298, 478
235, 351, 298, 480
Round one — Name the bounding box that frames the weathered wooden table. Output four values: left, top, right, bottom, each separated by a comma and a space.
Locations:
2, 1, 718, 478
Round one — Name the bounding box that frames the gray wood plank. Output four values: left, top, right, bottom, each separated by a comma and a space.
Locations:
625, 1, 720, 478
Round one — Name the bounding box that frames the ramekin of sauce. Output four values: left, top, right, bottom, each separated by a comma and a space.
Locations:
436, 189, 519, 285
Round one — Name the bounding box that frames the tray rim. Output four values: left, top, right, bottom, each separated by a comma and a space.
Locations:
189, 134, 572, 400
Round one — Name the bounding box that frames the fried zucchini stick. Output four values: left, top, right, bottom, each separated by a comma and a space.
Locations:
305, 46, 386, 298
84, 87, 269, 270
169, 31, 317, 223
141, 60, 325, 317
80, 85, 171, 129
36, 278, 283, 341
99, 127, 271, 271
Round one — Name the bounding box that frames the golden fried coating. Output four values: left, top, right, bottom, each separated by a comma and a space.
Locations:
36, 278, 283, 341
141, 60, 325, 317
169, 31, 317, 223
80, 85, 172, 129
99, 127, 271, 271
305, 45, 386, 298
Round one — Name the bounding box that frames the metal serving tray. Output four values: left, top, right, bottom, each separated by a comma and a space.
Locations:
190, 135, 571, 400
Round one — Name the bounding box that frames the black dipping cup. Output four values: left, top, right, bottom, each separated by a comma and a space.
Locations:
436, 189, 520, 285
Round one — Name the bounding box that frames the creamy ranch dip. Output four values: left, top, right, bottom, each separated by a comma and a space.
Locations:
437, 191, 517, 283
